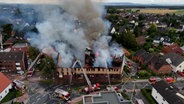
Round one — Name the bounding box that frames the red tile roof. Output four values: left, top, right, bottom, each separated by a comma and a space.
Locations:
161, 43, 183, 55
0, 72, 12, 93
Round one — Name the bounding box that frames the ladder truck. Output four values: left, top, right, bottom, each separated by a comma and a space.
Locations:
70, 59, 100, 93
27, 53, 43, 77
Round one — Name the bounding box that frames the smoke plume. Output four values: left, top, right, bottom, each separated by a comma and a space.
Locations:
26, 0, 123, 68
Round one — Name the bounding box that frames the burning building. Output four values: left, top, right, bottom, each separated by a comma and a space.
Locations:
57, 47, 125, 83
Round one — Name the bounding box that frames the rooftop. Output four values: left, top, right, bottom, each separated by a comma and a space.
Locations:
162, 43, 183, 55
0, 72, 12, 93
12, 43, 28, 48
83, 91, 132, 104
152, 80, 184, 104
164, 53, 184, 67
0, 52, 24, 61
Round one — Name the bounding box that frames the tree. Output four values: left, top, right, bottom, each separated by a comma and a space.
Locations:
138, 14, 145, 21
143, 43, 152, 51
119, 30, 138, 50
134, 26, 141, 37
147, 24, 158, 38
39, 56, 55, 78
1, 24, 13, 42
28, 46, 40, 60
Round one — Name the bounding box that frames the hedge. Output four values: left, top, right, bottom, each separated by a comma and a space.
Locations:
141, 89, 157, 104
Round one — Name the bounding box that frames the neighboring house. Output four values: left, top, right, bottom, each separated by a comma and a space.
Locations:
153, 36, 162, 46
148, 55, 172, 74
10, 43, 28, 55
82, 91, 132, 104
152, 80, 184, 104
175, 25, 184, 32
161, 43, 183, 55
164, 53, 184, 72
3, 37, 15, 46
135, 36, 146, 46
153, 36, 171, 46
0, 52, 28, 74
0, 72, 12, 101
162, 36, 172, 46
133, 49, 154, 65
123, 48, 131, 57
134, 49, 172, 74
157, 23, 167, 29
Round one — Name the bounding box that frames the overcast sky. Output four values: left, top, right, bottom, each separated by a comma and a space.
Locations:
0, 0, 183, 5
106, 0, 184, 5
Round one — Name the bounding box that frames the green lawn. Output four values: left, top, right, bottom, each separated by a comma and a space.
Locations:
1, 89, 22, 103
174, 10, 184, 15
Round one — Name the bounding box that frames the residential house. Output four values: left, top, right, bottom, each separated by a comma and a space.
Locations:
162, 36, 172, 46
157, 22, 167, 29
10, 43, 29, 55
175, 25, 184, 32
122, 48, 131, 57
164, 53, 184, 72
133, 49, 154, 65
134, 49, 172, 74
161, 43, 183, 55
0, 72, 12, 101
148, 55, 172, 74
82, 91, 132, 104
152, 80, 184, 104
135, 36, 146, 46
153, 36, 162, 46
153, 36, 171, 46
0, 52, 28, 74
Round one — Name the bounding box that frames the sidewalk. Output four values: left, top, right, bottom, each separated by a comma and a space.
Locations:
15, 93, 29, 104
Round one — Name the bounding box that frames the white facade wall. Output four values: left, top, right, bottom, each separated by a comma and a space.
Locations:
151, 88, 169, 104
0, 84, 12, 101
175, 61, 184, 72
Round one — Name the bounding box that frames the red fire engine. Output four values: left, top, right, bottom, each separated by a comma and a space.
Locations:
55, 88, 70, 101
149, 78, 157, 84
164, 77, 175, 83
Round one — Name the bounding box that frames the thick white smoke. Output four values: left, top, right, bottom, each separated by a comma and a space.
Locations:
26, 0, 123, 68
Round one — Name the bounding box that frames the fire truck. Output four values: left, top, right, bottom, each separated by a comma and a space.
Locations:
54, 88, 70, 101
148, 78, 157, 84
106, 85, 118, 91
84, 83, 101, 93
164, 77, 175, 83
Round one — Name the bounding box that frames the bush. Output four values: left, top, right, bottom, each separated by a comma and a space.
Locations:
141, 89, 157, 104
121, 92, 130, 100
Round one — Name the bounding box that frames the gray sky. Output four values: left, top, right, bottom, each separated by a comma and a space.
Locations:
106, 0, 184, 5
0, 0, 183, 5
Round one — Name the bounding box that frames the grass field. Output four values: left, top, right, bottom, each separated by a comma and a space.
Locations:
139, 9, 177, 14
138, 9, 184, 15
